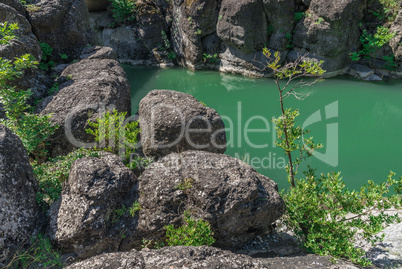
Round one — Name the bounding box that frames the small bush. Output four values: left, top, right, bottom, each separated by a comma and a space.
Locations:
86, 109, 140, 165
0, 23, 58, 163
110, 0, 137, 24
33, 148, 100, 209
282, 170, 401, 266
164, 211, 215, 247
4, 234, 63, 269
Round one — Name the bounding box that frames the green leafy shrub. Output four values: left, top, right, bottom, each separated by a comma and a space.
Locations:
33, 148, 100, 209
110, 0, 137, 24
0, 23, 58, 163
39, 42, 55, 71
0, 22, 18, 45
350, 26, 396, 67
86, 109, 140, 164
294, 12, 304, 23
265, 49, 401, 266
202, 53, 219, 63
283, 170, 401, 267
4, 234, 63, 269
164, 211, 215, 247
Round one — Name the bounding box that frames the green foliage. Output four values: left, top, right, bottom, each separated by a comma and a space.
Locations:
167, 51, 177, 61
4, 234, 63, 269
314, 17, 324, 25
370, 0, 400, 22
265, 49, 401, 266
111, 204, 127, 223
33, 148, 100, 209
59, 53, 68, 60
195, 28, 202, 35
110, 0, 137, 24
267, 24, 275, 36
85, 109, 140, 167
111, 201, 141, 223
282, 170, 401, 266
0, 22, 18, 45
39, 42, 55, 71
0, 23, 57, 163
294, 12, 304, 23
175, 178, 194, 192
351, 26, 396, 67
273, 109, 323, 183
128, 201, 142, 217
164, 211, 215, 247
285, 33, 293, 50
202, 53, 219, 63
383, 55, 398, 70
161, 30, 170, 50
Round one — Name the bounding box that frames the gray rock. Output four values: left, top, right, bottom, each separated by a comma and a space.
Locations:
141, 246, 270, 268
0, 0, 26, 15
48, 152, 139, 259
349, 64, 375, 79
390, 10, 402, 63
219, 44, 276, 77
263, 0, 295, 51
138, 150, 284, 248
39, 46, 131, 157
171, 0, 220, 68
0, 125, 39, 266
292, 0, 366, 73
217, 0, 267, 54
101, 4, 167, 65
28, 0, 94, 59
0, 2, 42, 91
139, 90, 226, 159
364, 73, 382, 81
65, 246, 360, 268
65, 249, 145, 269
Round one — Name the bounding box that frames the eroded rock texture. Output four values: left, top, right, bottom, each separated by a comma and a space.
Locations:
138, 151, 284, 248
39, 46, 131, 157
0, 125, 39, 266
28, 0, 94, 58
139, 90, 226, 160
48, 152, 139, 259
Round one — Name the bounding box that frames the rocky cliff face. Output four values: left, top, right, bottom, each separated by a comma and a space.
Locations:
90, 0, 402, 79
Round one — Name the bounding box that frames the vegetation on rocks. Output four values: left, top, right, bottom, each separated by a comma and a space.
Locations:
33, 148, 100, 209
265, 49, 402, 266
0, 23, 57, 163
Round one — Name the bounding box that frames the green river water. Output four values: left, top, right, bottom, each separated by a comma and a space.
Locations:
124, 65, 402, 191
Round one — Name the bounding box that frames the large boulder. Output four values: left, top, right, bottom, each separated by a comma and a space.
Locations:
0, 3, 40, 60
39, 46, 131, 157
141, 246, 270, 268
292, 0, 366, 73
263, 0, 295, 51
100, 4, 167, 65
219, 44, 275, 77
28, 0, 94, 58
48, 152, 139, 259
170, 0, 220, 68
65, 249, 145, 269
138, 151, 285, 248
0, 125, 39, 266
66, 246, 359, 268
139, 90, 226, 160
0, 2, 42, 92
217, 0, 268, 54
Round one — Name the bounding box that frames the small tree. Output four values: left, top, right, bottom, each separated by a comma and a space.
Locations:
265, 49, 402, 266
263, 49, 325, 187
